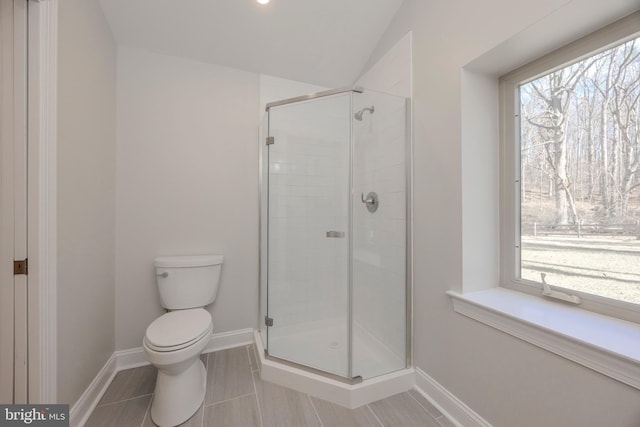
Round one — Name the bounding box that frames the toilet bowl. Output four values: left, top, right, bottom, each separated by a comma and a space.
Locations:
143, 308, 212, 426
143, 255, 223, 427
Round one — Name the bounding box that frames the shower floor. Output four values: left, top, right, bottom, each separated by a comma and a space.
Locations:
267, 317, 404, 380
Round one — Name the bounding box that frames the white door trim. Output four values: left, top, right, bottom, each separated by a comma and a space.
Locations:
0, 0, 18, 404
26, 0, 58, 404
1, 0, 31, 404
13, 0, 29, 403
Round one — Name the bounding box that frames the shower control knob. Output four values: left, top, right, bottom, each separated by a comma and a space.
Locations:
361, 192, 379, 213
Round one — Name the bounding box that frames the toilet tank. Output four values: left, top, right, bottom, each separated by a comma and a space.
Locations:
154, 255, 224, 310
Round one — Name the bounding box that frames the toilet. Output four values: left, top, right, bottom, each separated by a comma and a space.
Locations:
143, 255, 223, 427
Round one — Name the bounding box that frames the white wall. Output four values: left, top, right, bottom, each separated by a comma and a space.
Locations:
115, 48, 260, 350
366, 0, 640, 426
57, 0, 117, 405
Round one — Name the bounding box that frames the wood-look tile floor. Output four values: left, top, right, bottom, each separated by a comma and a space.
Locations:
85, 345, 454, 427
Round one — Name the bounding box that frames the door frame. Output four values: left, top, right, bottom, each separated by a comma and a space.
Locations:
26, 0, 58, 404
2, 0, 30, 403
0, 0, 19, 404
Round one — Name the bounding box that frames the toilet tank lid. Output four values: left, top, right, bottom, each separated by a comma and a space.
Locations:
154, 255, 223, 268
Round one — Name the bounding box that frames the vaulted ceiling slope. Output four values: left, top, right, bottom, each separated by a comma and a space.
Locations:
99, 0, 405, 88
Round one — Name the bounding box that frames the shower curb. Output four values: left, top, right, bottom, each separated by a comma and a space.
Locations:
254, 330, 416, 409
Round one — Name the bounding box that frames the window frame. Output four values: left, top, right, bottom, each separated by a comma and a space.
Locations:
499, 13, 640, 325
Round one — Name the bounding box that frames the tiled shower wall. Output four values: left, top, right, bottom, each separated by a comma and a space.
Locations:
353, 91, 407, 376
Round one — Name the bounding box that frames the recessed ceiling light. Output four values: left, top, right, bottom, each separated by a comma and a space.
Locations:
257, 0, 270, 4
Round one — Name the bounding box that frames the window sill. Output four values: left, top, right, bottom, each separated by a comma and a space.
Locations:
447, 288, 640, 390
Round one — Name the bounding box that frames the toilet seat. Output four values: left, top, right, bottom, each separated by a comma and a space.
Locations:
145, 308, 212, 352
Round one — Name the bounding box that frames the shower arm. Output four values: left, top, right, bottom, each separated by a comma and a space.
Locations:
361, 193, 375, 204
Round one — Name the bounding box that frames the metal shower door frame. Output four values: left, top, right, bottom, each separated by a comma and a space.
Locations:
259, 86, 413, 384
264, 86, 363, 112
263, 87, 358, 383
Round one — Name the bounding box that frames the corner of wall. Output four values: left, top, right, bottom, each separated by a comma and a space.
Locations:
56, 0, 117, 405
355, 31, 412, 98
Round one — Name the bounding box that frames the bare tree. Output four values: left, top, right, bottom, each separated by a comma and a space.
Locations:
523, 64, 590, 224
609, 40, 640, 218
521, 36, 639, 226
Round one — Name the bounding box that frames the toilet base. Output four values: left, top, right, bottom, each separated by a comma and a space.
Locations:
150, 358, 206, 427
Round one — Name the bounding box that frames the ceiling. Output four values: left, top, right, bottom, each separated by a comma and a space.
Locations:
99, 0, 405, 88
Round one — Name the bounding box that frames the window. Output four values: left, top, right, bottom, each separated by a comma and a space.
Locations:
500, 15, 640, 322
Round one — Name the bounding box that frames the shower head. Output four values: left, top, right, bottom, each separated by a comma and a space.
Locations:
354, 106, 375, 121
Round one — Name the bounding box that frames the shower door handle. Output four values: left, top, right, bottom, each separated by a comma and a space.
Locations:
326, 231, 345, 238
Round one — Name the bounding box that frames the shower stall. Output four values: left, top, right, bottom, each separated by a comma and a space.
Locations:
259, 86, 410, 383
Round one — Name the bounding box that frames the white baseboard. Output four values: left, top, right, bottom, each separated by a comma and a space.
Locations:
204, 328, 255, 354
114, 346, 149, 371
114, 328, 255, 371
70, 328, 255, 427
414, 367, 492, 427
69, 353, 118, 427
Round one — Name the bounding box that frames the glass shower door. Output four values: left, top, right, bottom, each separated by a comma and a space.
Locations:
266, 94, 351, 378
